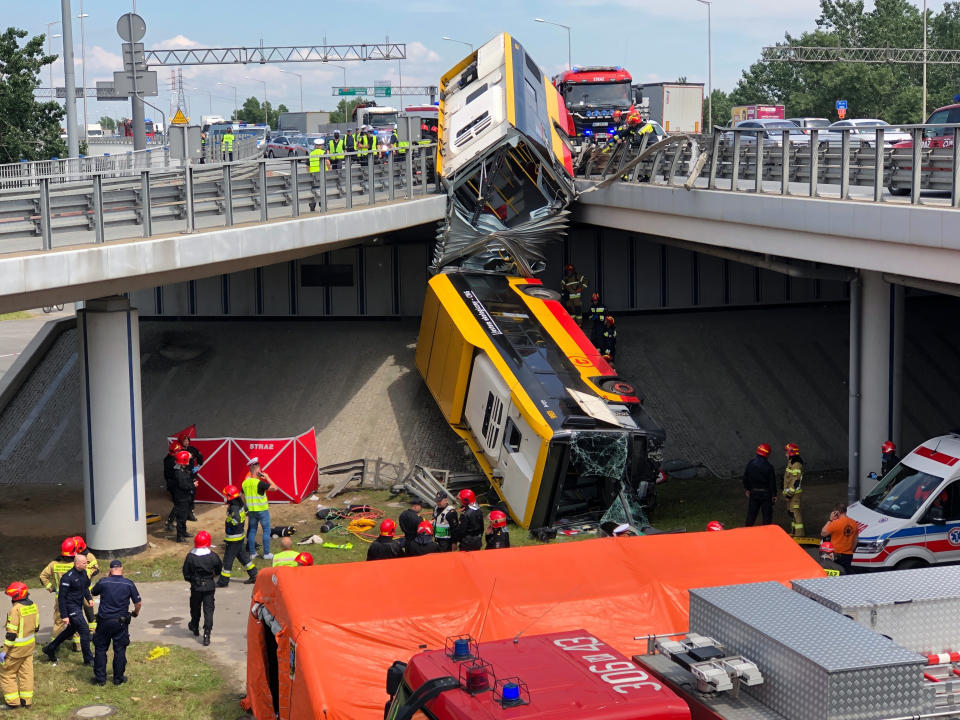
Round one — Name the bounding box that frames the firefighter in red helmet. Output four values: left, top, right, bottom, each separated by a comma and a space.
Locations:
560, 264, 588, 325
454, 489, 485, 551
485, 510, 510, 549
881, 440, 901, 478
172, 450, 198, 543
217, 485, 257, 588
177, 432, 204, 522
599, 315, 617, 361
585, 292, 606, 346
1, 582, 39, 709
366, 519, 402, 561
164, 441, 182, 530
406, 522, 440, 557
38, 538, 78, 649
782, 443, 805, 537
182, 530, 222, 646
743, 443, 777, 527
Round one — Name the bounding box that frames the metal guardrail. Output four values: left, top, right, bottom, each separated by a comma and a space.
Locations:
0, 145, 438, 254
577, 122, 960, 207
0, 147, 172, 189
202, 137, 261, 164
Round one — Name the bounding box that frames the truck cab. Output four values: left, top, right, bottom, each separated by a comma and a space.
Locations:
849, 433, 960, 570
552, 66, 635, 144
384, 631, 690, 720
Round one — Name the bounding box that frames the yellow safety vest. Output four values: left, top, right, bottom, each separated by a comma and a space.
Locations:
328, 137, 345, 160
396, 140, 410, 155
309, 147, 324, 173
271, 550, 299, 567
357, 134, 369, 157
242, 475, 269, 513
222, 132, 235, 151
4, 602, 38, 649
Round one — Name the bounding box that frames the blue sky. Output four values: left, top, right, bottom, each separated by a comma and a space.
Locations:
10, 0, 943, 125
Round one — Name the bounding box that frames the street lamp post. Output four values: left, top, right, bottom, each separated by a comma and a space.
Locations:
46, 21, 61, 95
922, 0, 928, 121
60, 0, 79, 158
245, 76, 268, 125
217, 82, 238, 121
696, 0, 713, 131
326, 64, 347, 88
534, 18, 571, 70
77, 2, 89, 143
441, 36, 473, 53
281, 69, 304, 111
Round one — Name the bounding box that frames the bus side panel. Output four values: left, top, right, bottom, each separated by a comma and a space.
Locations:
416, 286, 474, 425
497, 403, 540, 522
414, 285, 440, 378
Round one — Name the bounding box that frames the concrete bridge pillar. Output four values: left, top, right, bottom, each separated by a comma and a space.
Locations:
78, 296, 146, 555
855, 271, 904, 499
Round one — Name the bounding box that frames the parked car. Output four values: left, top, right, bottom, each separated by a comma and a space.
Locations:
264, 135, 308, 158
886, 103, 960, 195
724, 119, 810, 147
820, 119, 911, 148
787, 117, 830, 134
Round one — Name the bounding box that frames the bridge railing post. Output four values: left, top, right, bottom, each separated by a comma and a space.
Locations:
39, 177, 52, 250
911, 128, 922, 205
223, 163, 234, 227
419, 148, 427, 195
346, 154, 354, 209
708, 130, 721, 189
290, 157, 301, 218
873, 128, 884, 203
666, 139, 683, 185
368, 152, 376, 206
92, 173, 105, 244
258, 160, 268, 223
755, 129, 764, 194
809, 128, 819, 197
388, 152, 396, 201
730, 130, 741, 192
318, 161, 327, 213
952, 127, 960, 209
840, 128, 851, 200
406, 147, 414, 199
184, 164, 196, 234
780, 130, 790, 196
140, 170, 152, 238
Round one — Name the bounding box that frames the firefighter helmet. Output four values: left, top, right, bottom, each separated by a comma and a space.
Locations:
613, 110, 623, 122
168, 441, 182, 455
626, 113, 642, 126
489, 510, 507, 529
176, 450, 191, 465
564, 264, 574, 273
591, 292, 599, 303
785, 443, 800, 457
222, 485, 241, 500
295, 552, 314, 566
882, 440, 897, 454
379, 519, 396, 537
605, 316, 615, 327
706, 521, 724, 532
73, 536, 87, 553
417, 521, 434, 535
4, 582, 28, 601
60, 537, 77, 557
194, 531, 211, 548
756, 443, 772, 457
819, 541, 835, 555
458, 489, 476, 506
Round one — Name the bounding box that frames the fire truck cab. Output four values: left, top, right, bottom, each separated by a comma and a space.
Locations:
384, 630, 690, 720
552, 66, 635, 144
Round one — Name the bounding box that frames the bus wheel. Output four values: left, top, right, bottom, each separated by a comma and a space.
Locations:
521, 286, 561, 301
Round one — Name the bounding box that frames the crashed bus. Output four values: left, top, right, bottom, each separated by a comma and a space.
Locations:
417, 33, 665, 531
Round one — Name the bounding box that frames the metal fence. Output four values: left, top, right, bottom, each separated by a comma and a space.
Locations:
0, 147, 172, 189
202, 137, 261, 164
0, 145, 438, 254
577, 122, 960, 207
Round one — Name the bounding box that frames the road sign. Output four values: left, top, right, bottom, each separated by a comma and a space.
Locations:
374, 87, 392, 97
112, 69, 159, 96
836, 99, 848, 110
116, 13, 146, 43
96, 81, 126, 101
335, 87, 369, 96
838, 108, 847, 119
55, 87, 86, 99
172, 108, 188, 125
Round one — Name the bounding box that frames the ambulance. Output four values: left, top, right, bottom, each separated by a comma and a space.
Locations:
849, 433, 960, 570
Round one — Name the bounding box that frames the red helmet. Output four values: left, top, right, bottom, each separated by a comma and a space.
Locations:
458, 489, 476, 506
756, 443, 772, 457
882, 440, 897, 454
564, 264, 574, 273
4, 582, 27, 601
222, 485, 241, 501
489, 510, 507, 529
73, 536, 87, 553
168, 441, 182, 455
613, 110, 623, 122
176, 450, 191, 465
295, 552, 314, 566
626, 113, 642, 126
417, 521, 434, 535
784, 443, 800, 457
379, 519, 396, 537
706, 521, 724, 532
591, 293, 599, 303
194, 531, 211, 548
60, 537, 77, 557
605, 316, 615, 327
820, 541, 835, 555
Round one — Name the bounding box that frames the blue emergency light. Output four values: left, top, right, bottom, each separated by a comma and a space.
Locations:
502, 683, 520, 701
453, 638, 471, 660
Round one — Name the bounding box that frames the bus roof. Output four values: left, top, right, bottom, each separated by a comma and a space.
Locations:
404, 630, 690, 720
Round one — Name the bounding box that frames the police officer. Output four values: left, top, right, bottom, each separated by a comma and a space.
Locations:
405, 522, 440, 557
782, 443, 805, 537
344, 127, 357, 156
91, 560, 141, 686
71, 536, 99, 651
599, 316, 617, 361
216, 485, 257, 587
38, 538, 78, 648
164, 441, 182, 530
398, 498, 423, 550
454, 489, 484, 552
182, 531, 222, 647
743, 443, 777, 526
327, 129, 344, 170
243, 458, 280, 560
172, 450, 198, 543
881, 440, 901, 477
484, 510, 510, 549
432, 492, 456, 552
560, 265, 588, 325
1, 582, 39, 710
585, 293, 606, 346
178, 433, 203, 521
42, 554, 93, 665
221, 128, 235, 161
366, 519, 402, 561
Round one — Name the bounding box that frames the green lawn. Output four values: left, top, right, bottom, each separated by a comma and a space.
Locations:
0, 311, 32, 321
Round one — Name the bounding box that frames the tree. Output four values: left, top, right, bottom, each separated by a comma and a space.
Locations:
329, 97, 365, 124
703, 89, 734, 129
99, 115, 116, 132
0, 27, 66, 162
231, 96, 289, 128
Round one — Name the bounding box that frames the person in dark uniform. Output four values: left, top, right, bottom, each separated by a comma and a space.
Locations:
405, 522, 440, 557
398, 498, 424, 550
172, 450, 197, 543
585, 293, 606, 347
484, 510, 511, 550
881, 440, 901, 477
42, 555, 93, 665
599, 316, 617, 361
178, 434, 204, 521
432, 493, 457, 552
182, 531, 222, 647
454, 489, 484, 552
216, 485, 257, 587
366, 520, 402, 561
164, 441, 182, 530
90, 560, 142, 686
743, 443, 777, 526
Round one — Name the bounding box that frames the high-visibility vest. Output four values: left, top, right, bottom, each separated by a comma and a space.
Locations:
396, 140, 410, 155
222, 132, 235, 151
328, 137, 345, 160
271, 550, 300, 567
45, 560, 74, 593
4, 603, 38, 649
242, 475, 269, 513
309, 147, 324, 173
357, 134, 369, 157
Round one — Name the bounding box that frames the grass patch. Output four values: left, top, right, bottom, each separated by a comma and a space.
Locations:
0, 311, 32, 321
18, 642, 243, 719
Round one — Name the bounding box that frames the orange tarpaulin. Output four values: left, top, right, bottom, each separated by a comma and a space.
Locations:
245, 526, 824, 720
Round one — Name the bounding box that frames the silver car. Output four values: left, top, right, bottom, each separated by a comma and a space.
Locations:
725, 119, 811, 147
787, 117, 830, 134
820, 119, 911, 148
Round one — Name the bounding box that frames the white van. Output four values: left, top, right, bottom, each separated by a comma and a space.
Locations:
849, 433, 960, 570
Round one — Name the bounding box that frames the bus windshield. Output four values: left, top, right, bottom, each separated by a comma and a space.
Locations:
368, 112, 399, 127
563, 82, 632, 109
861, 463, 945, 519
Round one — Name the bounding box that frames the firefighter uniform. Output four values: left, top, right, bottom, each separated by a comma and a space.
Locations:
38, 554, 75, 642
217, 498, 257, 587
743, 450, 777, 526
455, 506, 484, 552
182, 543, 222, 646
586, 298, 606, 346
485, 528, 511, 550
783, 454, 805, 537
406, 533, 440, 557
881, 450, 901, 477
366, 535, 402, 561
1, 593, 39, 709
599, 324, 617, 361
560, 268, 588, 324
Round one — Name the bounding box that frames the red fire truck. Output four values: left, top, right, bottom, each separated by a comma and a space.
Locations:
383, 630, 691, 720
552, 66, 637, 143
121, 117, 155, 140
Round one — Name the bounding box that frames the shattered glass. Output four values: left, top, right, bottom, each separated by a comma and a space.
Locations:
600, 483, 651, 531
569, 432, 629, 480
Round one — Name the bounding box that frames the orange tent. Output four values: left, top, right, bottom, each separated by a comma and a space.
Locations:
244, 526, 823, 720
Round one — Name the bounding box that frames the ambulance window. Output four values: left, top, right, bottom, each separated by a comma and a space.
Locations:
943, 482, 960, 521
504, 417, 522, 453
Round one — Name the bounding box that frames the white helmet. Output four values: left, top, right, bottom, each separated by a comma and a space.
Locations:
313, 138, 323, 146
